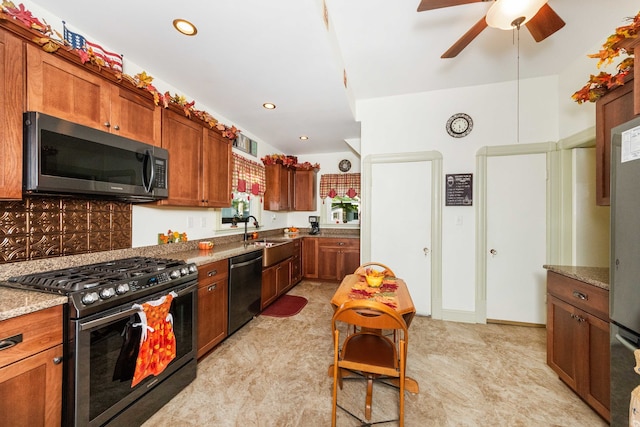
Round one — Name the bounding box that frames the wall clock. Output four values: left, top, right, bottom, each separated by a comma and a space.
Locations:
339, 159, 351, 172
446, 113, 473, 138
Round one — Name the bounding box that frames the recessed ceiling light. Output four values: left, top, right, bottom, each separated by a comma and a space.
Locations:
299, 136, 309, 141
173, 19, 197, 36
262, 102, 276, 110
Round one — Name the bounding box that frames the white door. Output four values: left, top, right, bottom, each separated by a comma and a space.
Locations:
486, 153, 547, 324
370, 161, 432, 315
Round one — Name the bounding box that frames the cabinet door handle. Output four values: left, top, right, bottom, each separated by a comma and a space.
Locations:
0, 333, 23, 351
53, 356, 63, 365
207, 270, 218, 277
104, 121, 111, 128
338, 242, 345, 246
207, 284, 217, 291
570, 313, 586, 323
113, 124, 120, 130
572, 291, 588, 300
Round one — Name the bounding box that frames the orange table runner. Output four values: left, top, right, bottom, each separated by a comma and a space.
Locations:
348, 276, 399, 309
332, 274, 416, 327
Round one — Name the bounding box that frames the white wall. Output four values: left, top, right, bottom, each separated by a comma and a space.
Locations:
357, 76, 559, 313
573, 148, 610, 267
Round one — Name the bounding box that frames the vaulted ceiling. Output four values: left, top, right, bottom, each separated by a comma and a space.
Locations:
29, 0, 640, 154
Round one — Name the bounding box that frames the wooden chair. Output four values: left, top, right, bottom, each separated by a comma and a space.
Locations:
353, 262, 395, 277
331, 300, 408, 426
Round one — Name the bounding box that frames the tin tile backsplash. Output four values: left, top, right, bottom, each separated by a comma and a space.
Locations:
0, 197, 131, 263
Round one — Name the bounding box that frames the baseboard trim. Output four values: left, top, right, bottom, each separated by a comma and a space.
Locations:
440, 309, 478, 324
487, 318, 546, 328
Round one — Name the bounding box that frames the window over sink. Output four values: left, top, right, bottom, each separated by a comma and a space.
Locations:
218, 153, 265, 230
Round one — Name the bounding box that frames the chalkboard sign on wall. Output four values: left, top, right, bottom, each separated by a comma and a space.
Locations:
445, 173, 473, 206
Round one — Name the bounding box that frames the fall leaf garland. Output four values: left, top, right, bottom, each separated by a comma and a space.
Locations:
0, 1, 240, 140
572, 11, 640, 104
260, 154, 320, 170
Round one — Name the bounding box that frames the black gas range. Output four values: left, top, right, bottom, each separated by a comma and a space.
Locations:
7, 256, 199, 427
8, 256, 198, 318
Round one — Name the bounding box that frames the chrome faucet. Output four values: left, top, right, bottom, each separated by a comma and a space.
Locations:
244, 215, 260, 242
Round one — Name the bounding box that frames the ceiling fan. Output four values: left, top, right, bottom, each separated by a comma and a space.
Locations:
417, 0, 566, 58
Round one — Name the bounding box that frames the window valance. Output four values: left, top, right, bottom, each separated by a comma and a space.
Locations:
319, 173, 360, 199
232, 153, 265, 198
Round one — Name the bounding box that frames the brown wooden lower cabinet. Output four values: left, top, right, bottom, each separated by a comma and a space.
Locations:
262, 257, 292, 310
197, 259, 229, 359
0, 305, 63, 427
290, 239, 302, 284
546, 271, 610, 422
303, 237, 360, 281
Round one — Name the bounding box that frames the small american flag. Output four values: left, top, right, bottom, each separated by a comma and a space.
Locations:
62, 21, 123, 72
62, 21, 85, 50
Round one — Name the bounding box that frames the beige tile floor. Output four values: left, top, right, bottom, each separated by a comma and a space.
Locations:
142, 281, 608, 426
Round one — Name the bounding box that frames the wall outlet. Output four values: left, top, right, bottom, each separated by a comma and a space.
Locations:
272, 214, 276, 221
200, 217, 207, 228
187, 216, 195, 228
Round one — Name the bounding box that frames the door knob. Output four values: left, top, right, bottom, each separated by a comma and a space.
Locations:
489, 249, 497, 256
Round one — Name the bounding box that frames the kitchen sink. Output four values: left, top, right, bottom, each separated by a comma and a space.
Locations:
259, 240, 294, 267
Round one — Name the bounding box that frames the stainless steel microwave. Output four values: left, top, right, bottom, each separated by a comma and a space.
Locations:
23, 111, 168, 202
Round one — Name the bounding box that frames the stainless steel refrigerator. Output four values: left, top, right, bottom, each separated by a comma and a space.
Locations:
610, 115, 640, 426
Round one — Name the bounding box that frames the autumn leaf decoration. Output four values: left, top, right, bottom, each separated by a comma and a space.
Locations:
572, 11, 640, 104
0, 2, 241, 141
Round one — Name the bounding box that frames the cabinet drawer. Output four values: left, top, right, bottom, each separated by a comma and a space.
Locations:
317, 237, 359, 249
547, 271, 608, 320
0, 305, 63, 368
197, 259, 229, 287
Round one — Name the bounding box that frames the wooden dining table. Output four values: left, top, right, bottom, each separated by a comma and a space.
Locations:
329, 273, 419, 394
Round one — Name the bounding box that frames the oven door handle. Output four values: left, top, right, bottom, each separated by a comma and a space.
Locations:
615, 333, 640, 352
80, 306, 142, 331
79, 283, 197, 331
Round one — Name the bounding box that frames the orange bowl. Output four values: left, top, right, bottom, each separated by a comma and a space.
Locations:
198, 241, 213, 250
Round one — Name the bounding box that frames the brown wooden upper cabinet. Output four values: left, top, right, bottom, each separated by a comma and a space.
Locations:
0, 29, 24, 200
595, 78, 638, 206
25, 44, 161, 147
264, 164, 316, 211
158, 108, 232, 208
264, 164, 292, 211
293, 169, 317, 211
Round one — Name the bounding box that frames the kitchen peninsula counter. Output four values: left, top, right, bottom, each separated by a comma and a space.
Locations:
543, 265, 609, 291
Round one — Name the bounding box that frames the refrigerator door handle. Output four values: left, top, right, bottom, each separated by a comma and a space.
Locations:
615, 333, 640, 352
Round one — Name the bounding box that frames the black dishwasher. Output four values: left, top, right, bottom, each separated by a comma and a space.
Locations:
228, 251, 263, 335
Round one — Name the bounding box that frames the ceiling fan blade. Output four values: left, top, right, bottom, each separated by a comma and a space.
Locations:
525, 3, 566, 42
441, 16, 488, 58
417, 0, 485, 12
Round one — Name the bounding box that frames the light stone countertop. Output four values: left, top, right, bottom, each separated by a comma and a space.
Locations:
0, 287, 67, 321
0, 229, 360, 321
543, 265, 609, 291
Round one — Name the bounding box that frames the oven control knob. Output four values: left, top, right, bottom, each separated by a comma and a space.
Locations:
82, 292, 100, 305
115, 283, 129, 295
100, 287, 116, 299
180, 267, 189, 276
188, 265, 197, 274
170, 269, 181, 279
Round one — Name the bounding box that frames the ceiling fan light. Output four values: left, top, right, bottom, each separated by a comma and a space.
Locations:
486, 0, 548, 30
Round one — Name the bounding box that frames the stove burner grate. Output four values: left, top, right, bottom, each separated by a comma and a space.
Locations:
8, 257, 186, 294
